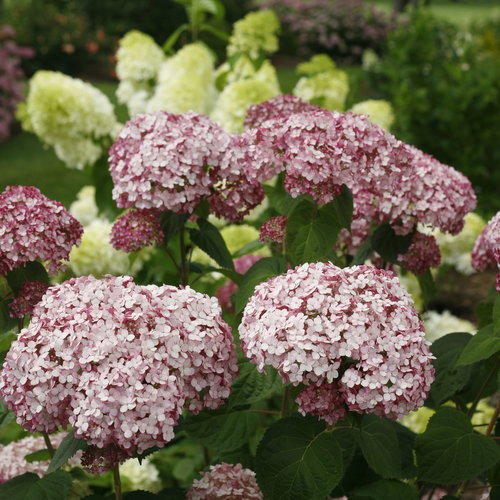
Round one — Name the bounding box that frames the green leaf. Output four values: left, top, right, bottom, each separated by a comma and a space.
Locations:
354, 414, 402, 479
426, 332, 474, 407
286, 199, 343, 265
92, 157, 119, 219
6, 261, 49, 294
233, 257, 288, 314
183, 408, 259, 452
189, 219, 234, 270
0, 471, 73, 500
351, 238, 373, 266
417, 269, 436, 305
455, 324, 500, 366
494, 295, 500, 335
162, 23, 190, 53
189, 264, 242, 285
389, 421, 417, 478
255, 416, 343, 500
229, 361, 282, 408
350, 479, 418, 500
159, 212, 189, 245
371, 224, 414, 264
416, 406, 500, 484
25, 449, 51, 463
331, 184, 353, 230
47, 431, 88, 474
232, 240, 266, 259
0, 301, 17, 336
0, 400, 15, 428
264, 174, 303, 216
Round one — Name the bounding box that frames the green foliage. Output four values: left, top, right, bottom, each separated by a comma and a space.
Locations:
47, 431, 88, 474
350, 479, 418, 500
5, 261, 49, 294
0, 471, 73, 500
456, 324, 500, 366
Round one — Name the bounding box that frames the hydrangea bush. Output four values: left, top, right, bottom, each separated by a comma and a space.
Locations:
1, 8, 499, 500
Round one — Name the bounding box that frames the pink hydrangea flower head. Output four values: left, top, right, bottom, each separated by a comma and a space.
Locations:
0, 275, 237, 470
8, 281, 49, 318
471, 211, 500, 273
260, 215, 287, 245
109, 111, 232, 213
110, 208, 164, 253
295, 382, 346, 426
216, 254, 263, 311
0, 185, 83, 275
186, 463, 264, 500
239, 262, 434, 424
398, 232, 441, 275
244, 94, 322, 129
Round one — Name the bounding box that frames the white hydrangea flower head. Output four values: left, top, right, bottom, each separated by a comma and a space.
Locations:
350, 99, 395, 132
423, 310, 476, 344
116, 30, 165, 82
227, 10, 280, 60
69, 186, 99, 227
120, 457, 162, 493
68, 219, 148, 277
147, 43, 217, 115
20, 71, 118, 169
116, 80, 152, 116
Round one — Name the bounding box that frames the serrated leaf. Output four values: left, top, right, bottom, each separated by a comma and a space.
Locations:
371, 224, 414, 264
354, 414, 402, 479
426, 332, 474, 407
416, 406, 500, 484
25, 449, 51, 463
233, 257, 288, 314
0, 471, 73, 500
6, 261, 49, 294
189, 219, 234, 270
456, 324, 500, 366
46, 431, 88, 474
255, 416, 343, 500
183, 408, 259, 452
331, 184, 353, 230
350, 479, 418, 500
229, 361, 282, 408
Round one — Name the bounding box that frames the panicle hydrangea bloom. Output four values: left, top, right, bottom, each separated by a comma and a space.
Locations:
296, 54, 338, 76
423, 310, 476, 344
471, 211, 500, 276
19, 71, 118, 169
69, 186, 99, 227
8, 281, 49, 318
111, 209, 164, 253
216, 254, 263, 311
0, 185, 83, 276
227, 10, 280, 60
68, 219, 147, 278
260, 215, 287, 245
397, 232, 441, 275
350, 99, 395, 131
244, 94, 321, 130
147, 43, 216, 116
109, 111, 231, 213
239, 262, 435, 424
0, 275, 238, 470
187, 463, 264, 500
120, 457, 162, 493
0, 433, 76, 483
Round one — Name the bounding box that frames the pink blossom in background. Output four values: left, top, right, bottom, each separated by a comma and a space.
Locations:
0, 185, 83, 276
239, 262, 434, 424
110, 208, 164, 253
260, 215, 287, 245
186, 463, 264, 500
0, 275, 237, 471
8, 281, 49, 318
397, 232, 441, 275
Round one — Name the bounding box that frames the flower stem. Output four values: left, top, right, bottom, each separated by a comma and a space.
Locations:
42, 431, 55, 458
113, 464, 122, 500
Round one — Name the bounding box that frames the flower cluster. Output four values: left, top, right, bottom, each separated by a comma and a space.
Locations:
147, 43, 216, 116
120, 457, 162, 493
187, 463, 264, 500
260, 215, 287, 245
8, 281, 49, 318
397, 232, 441, 275
227, 10, 280, 60
111, 209, 164, 253
0, 185, 83, 276
239, 262, 435, 424
0, 275, 238, 470
69, 186, 99, 227
18, 71, 118, 169
350, 99, 395, 131
471, 211, 500, 279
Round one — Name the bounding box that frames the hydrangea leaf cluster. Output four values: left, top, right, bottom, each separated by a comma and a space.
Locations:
471, 211, 500, 290
0, 275, 238, 470
19, 71, 118, 169
227, 10, 280, 60
0, 185, 83, 276
239, 262, 435, 425
187, 463, 264, 500
350, 99, 395, 131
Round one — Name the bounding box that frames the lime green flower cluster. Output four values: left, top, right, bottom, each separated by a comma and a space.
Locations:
68, 219, 147, 278
423, 310, 476, 344
69, 186, 99, 227
227, 10, 280, 60
350, 99, 395, 131
147, 43, 216, 115
293, 54, 349, 111
120, 457, 162, 493
18, 71, 118, 169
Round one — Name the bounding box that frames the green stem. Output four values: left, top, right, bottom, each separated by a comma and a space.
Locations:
42, 432, 55, 458
113, 465, 122, 500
